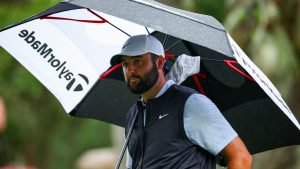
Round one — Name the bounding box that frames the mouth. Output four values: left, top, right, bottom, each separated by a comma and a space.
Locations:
128, 76, 140, 85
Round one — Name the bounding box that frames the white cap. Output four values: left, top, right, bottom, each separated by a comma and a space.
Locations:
110, 35, 165, 65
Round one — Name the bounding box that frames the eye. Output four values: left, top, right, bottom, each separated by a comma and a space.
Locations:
121, 62, 128, 68
133, 58, 141, 65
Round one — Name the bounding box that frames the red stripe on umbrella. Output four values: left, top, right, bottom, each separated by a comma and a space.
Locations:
99, 64, 122, 80
40, 8, 107, 24
192, 74, 206, 95
224, 60, 255, 82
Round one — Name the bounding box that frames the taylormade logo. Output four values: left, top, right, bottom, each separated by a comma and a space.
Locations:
18, 29, 89, 92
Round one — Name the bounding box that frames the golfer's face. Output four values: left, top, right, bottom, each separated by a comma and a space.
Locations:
121, 53, 152, 85
121, 53, 158, 94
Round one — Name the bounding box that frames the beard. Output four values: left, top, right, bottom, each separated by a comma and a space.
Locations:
126, 64, 159, 94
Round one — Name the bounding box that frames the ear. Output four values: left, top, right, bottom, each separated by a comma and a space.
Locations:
156, 56, 165, 70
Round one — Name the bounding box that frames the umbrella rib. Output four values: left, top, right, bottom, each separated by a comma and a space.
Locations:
108, 22, 131, 37
145, 27, 150, 34
87, 8, 131, 37
165, 39, 182, 51
200, 58, 229, 62
162, 34, 169, 48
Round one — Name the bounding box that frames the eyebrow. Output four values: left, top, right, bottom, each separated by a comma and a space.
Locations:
121, 55, 143, 62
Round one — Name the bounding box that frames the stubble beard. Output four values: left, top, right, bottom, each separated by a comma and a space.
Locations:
127, 64, 159, 95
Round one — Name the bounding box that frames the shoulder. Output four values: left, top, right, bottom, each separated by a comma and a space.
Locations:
171, 84, 199, 97
185, 93, 217, 112
183, 94, 238, 155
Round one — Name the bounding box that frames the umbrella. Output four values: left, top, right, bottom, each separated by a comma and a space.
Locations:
0, 0, 299, 155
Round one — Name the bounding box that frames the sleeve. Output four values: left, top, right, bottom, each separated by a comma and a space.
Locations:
126, 148, 133, 169
183, 93, 238, 155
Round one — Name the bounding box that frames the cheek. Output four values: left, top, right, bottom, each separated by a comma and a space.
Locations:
140, 61, 154, 72
122, 69, 128, 82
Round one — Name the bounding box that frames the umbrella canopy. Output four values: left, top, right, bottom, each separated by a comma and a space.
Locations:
0, 0, 299, 155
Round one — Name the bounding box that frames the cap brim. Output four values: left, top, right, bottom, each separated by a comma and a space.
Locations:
110, 50, 148, 65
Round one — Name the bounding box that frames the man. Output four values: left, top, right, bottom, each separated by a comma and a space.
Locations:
110, 35, 252, 169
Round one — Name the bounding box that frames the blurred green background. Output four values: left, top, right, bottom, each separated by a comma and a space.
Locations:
0, 1, 112, 168
0, 0, 299, 169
